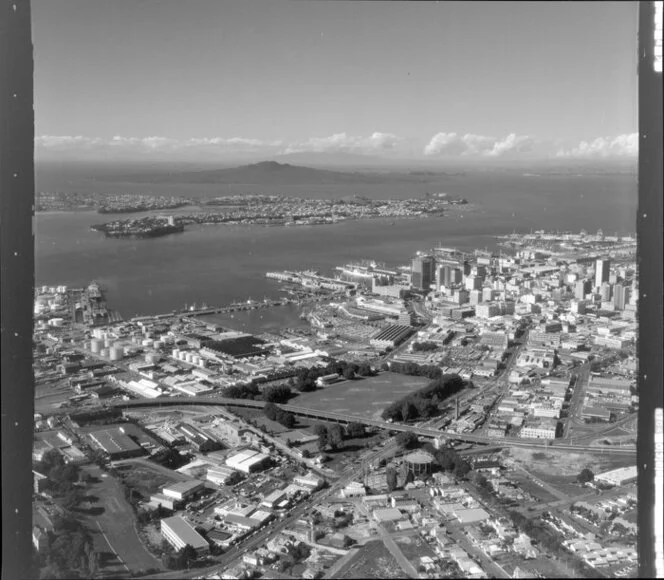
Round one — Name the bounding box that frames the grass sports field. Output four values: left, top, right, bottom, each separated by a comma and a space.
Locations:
293, 372, 429, 420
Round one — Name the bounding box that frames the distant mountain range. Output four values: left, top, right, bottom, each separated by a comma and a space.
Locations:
93, 160, 463, 185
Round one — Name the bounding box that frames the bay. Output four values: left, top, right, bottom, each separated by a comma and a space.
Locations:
35, 171, 637, 320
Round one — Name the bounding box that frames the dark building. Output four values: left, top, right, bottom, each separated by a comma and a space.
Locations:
574, 279, 592, 300
411, 255, 436, 291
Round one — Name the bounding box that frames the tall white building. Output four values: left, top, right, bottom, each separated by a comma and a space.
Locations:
594, 259, 611, 289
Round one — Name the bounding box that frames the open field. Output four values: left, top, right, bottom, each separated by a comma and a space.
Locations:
114, 459, 189, 499
503, 447, 636, 486
79, 464, 163, 575
336, 540, 406, 579
506, 471, 559, 503
293, 372, 430, 420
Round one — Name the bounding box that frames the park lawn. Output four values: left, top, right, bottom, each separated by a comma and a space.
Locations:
293, 372, 430, 420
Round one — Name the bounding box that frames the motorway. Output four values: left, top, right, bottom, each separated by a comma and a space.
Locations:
114, 396, 636, 456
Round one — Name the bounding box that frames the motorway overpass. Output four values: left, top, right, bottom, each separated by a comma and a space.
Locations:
112, 396, 636, 456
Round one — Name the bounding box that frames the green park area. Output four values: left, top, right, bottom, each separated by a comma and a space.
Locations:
293, 372, 429, 420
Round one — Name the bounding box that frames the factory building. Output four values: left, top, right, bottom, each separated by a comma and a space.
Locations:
162, 480, 204, 502
369, 325, 415, 349
88, 426, 145, 460
160, 516, 210, 554
225, 449, 271, 474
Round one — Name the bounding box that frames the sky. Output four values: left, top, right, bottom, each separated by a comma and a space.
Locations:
32, 1, 639, 164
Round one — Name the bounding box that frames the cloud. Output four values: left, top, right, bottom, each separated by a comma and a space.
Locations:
424, 132, 534, 157
283, 132, 400, 155
35, 132, 399, 160
36, 135, 105, 149
555, 133, 638, 158
35, 134, 287, 160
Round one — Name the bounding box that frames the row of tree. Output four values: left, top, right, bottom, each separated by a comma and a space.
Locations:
263, 402, 296, 428
381, 374, 465, 422
312, 421, 366, 451
411, 341, 439, 352
382, 361, 448, 379
288, 360, 376, 392
222, 358, 377, 400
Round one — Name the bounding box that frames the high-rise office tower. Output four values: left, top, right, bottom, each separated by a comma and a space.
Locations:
411, 255, 436, 291
595, 259, 611, 288
575, 279, 592, 300
613, 283, 627, 311
600, 281, 612, 302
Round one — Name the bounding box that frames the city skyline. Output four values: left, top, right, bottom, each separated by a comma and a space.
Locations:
33, 1, 638, 163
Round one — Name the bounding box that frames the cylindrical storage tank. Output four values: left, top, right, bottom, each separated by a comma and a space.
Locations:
185, 353, 193, 363
179, 351, 188, 361
172, 349, 179, 358
104, 339, 113, 348
90, 339, 103, 353
109, 347, 123, 361
100, 348, 110, 358
198, 359, 206, 368
404, 450, 435, 476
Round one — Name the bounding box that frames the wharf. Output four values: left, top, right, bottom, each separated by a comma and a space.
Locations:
130, 294, 333, 323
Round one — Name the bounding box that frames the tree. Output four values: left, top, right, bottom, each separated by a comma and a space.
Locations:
454, 459, 471, 479
386, 467, 398, 492
577, 468, 595, 484
264, 403, 278, 420
61, 488, 82, 511
39, 448, 66, 474
279, 411, 296, 429
180, 544, 197, 568
396, 431, 418, 449
301, 449, 311, 459
263, 385, 291, 403
327, 424, 344, 450
343, 367, 356, 380
314, 424, 328, 451
357, 363, 372, 377
345, 422, 366, 439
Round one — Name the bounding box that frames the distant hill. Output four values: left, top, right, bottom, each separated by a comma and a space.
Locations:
93, 160, 459, 185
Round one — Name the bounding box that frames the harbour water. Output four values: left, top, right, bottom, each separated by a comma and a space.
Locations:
35, 170, 637, 321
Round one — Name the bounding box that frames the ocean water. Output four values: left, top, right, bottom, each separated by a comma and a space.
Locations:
35, 170, 637, 319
